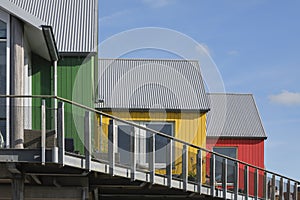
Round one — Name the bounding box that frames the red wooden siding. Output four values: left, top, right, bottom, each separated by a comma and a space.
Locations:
206, 138, 265, 197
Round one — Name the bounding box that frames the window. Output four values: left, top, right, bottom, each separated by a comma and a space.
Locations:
213, 147, 237, 183
116, 121, 174, 168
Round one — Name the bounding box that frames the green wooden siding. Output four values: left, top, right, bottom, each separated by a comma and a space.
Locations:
57, 56, 95, 153
31, 53, 54, 130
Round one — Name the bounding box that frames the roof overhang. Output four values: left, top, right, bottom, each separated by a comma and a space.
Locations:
0, 0, 59, 61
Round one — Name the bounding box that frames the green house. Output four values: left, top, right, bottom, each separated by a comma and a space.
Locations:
0, 0, 98, 150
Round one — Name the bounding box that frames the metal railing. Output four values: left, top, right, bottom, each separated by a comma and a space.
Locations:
0, 95, 299, 200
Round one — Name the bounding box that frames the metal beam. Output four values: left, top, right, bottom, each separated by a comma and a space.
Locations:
11, 174, 24, 200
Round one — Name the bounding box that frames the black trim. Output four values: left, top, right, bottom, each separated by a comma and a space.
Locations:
42, 26, 59, 61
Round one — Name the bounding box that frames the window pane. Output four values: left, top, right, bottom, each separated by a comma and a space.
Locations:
0, 40, 6, 145
118, 125, 132, 165
213, 147, 237, 183
146, 123, 172, 164
0, 20, 6, 39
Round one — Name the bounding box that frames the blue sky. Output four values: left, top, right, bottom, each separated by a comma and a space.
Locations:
99, 0, 300, 180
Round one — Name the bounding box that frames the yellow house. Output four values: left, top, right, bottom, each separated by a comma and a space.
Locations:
96, 58, 210, 178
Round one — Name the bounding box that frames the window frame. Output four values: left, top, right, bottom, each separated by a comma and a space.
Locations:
0, 9, 10, 148
213, 146, 238, 184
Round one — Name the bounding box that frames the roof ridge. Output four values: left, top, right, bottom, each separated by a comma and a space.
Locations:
98, 57, 199, 62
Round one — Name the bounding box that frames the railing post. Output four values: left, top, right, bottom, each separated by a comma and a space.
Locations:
196, 149, 202, 194
149, 134, 155, 184
244, 165, 249, 200
271, 175, 276, 200
166, 139, 173, 188
108, 119, 116, 176
222, 158, 227, 199
234, 161, 239, 200
279, 178, 283, 200
41, 99, 46, 165
84, 111, 91, 171
254, 168, 259, 200
182, 144, 188, 191
264, 172, 268, 200
210, 154, 215, 197
130, 127, 136, 181
294, 182, 298, 200
287, 180, 291, 200
57, 102, 64, 165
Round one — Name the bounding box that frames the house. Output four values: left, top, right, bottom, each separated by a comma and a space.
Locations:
206, 93, 267, 196
0, 0, 98, 151
96, 58, 210, 176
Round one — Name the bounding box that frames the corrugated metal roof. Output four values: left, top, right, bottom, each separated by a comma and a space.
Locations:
98, 58, 210, 111
8, 0, 97, 53
207, 93, 267, 138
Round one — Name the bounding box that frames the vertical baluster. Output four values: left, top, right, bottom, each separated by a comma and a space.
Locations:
196, 149, 202, 194
130, 126, 136, 181
166, 139, 173, 188
108, 119, 116, 176
294, 182, 298, 200
182, 144, 188, 191
84, 111, 91, 171
41, 99, 46, 165
254, 168, 259, 200
210, 154, 215, 197
57, 102, 64, 165
149, 134, 155, 184
234, 161, 239, 200
287, 180, 291, 200
271, 175, 276, 200
279, 178, 283, 200
222, 158, 227, 199
244, 165, 249, 200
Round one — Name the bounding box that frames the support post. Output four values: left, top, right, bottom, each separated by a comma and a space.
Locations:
210, 154, 215, 197
53, 61, 58, 163
182, 144, 188, 191
41, 99, 46, 165
11, 174, 24, 200
166, 139, 173, 188
196, 149, 202, 194
222, 158, 227, 199
10, 16, 24, 149
264, 172, 268, 200
57, 102, 64, 165
84, 111, 91, 171
287, 180, 291, 200
108, 119, 116, 176
130, 127, 136, 181
149, 133, 155, 184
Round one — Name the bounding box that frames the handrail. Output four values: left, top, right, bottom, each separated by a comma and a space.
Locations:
0, 94, 299, 184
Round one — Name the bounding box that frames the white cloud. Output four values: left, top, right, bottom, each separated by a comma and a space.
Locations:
227, 50, 239, 56
142, 0, 174, 8
269, 90, 300, 106
100, 10, 130, 24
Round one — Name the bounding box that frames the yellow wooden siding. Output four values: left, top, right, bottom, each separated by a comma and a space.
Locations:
94, 111, 206, 181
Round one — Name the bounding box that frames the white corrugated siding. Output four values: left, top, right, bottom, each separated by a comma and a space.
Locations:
98, 59, 210, 111
207, 93, 267, 138
9, 0, 97, 53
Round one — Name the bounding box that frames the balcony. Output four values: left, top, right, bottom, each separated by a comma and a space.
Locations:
0, 95, 298, 200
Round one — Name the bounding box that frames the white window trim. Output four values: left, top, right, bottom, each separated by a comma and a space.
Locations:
0, 9, 10, 148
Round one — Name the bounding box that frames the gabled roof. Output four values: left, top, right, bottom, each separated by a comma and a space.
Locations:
207, 93, 267, 139
8, 0, 98, 54
98, 58, 210, 112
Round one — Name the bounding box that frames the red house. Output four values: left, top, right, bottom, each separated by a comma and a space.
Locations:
206, 93, 267, 196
